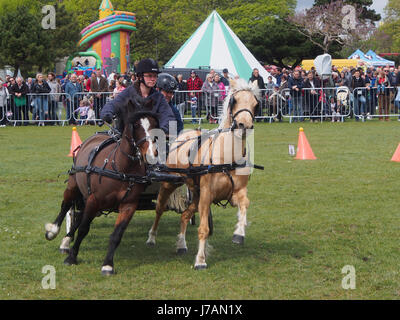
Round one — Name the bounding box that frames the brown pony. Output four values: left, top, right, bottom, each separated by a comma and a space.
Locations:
45, 97, 161, 275
146, 79, 260, 269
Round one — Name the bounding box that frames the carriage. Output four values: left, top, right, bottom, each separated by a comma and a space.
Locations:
45, 78, 262, 274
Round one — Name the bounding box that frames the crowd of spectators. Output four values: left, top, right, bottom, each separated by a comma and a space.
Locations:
263, 64, 400, 122
2, 62, 400, 127
0, 69, 133, 126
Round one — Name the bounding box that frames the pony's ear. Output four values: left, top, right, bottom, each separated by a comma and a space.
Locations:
251, 80, 258, 90
229, 79, 237, 88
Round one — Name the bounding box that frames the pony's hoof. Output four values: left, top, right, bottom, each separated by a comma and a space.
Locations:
101, 265, 115, 276
59, 248, 70, 254
177, 248, 187, 255
45, 224, 59, 241
232, 234, 244, 245
194, 263, 207, 270
64, 255, 77, 266
146, 240, 155, 247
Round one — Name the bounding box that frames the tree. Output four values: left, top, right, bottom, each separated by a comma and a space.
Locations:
314, 0, 381, 22
287, 0, 375, 54
381, 0, 400, 52
0, 1, 80, 77
242, 18, 326, 68
128, 0, 297, 65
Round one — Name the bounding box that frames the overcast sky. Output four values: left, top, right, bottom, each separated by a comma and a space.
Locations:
296, 0, 388, 19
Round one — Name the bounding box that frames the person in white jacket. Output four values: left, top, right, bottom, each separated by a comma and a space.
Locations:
0, 78, 9, 126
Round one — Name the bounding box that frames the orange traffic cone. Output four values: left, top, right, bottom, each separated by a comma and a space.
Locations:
67, 127, 82, 157
391, 143, 400, 162
295, 127, 317, 160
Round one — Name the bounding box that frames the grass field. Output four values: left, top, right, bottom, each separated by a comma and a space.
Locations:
1, 120, 400, 300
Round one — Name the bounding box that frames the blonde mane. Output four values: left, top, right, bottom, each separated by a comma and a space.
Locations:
218, 78, 260, 129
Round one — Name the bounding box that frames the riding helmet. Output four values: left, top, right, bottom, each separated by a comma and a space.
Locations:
135, 58, 160, 75
156, 73, 178, 92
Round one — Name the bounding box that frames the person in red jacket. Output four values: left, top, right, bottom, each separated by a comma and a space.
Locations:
186, 70, 203, 118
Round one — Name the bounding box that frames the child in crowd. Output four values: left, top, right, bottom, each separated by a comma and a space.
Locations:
189, 93, 198, 124
86, 97, 96, 126
330, 96, 341, 122
74, 97, 90, 125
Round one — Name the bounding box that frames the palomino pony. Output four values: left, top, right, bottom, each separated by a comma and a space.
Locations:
45, 97, 164, 275
146, 79, 260, 269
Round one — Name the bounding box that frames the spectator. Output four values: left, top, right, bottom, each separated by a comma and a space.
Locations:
65, 73, 82, 125
31, 73, 51, 126
10, 77, 30, 126
113, 79, 127, 98
365, 70, 377, 118
47, 72, 62, 125
329, 96, 340, 122
396, 65, 400, 86
74, 97, 90, 125
351, 70, 366, 121
268, 84, 285, 121
221, 68, 231, 87
189, 94, 198, 124
303, 71, 321, 122
288, 70, 304, 122
214, 73, 226, 103
376, 69, 391, 121
202, 73, 219, 123
90, 68, 109, 119
187, 70, 203, 118
266, 76, 275, 90
249, 68, 266, 121
342, 67, 353, 88
0, 78, 9, 126
394, 86, 400, 121
26, 77, 34, 91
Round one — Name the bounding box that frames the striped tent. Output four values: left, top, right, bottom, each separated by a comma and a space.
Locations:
165, 10, 273, 82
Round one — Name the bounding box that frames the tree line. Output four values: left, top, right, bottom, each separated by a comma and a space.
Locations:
0, 0, 386, 78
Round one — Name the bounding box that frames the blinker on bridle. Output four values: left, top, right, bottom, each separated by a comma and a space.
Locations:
122, 122, 155, 163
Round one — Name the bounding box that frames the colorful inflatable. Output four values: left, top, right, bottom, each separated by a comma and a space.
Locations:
69, 0, 136, 77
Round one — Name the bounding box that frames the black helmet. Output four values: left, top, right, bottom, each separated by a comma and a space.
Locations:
156, 73, 177, 92
135, 58, 160, 75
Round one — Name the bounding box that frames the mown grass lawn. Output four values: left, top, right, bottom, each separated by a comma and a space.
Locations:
1, 120, 400, 300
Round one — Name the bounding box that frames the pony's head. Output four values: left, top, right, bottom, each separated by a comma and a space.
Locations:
219, 79, 260, 131
123, 96, 159, 164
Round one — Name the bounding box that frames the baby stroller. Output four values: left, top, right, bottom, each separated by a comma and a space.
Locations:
336, 86, 350, 122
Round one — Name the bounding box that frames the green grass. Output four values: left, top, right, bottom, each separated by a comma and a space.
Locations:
1, 120, 400, 299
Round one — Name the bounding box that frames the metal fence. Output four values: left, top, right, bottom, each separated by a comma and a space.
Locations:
4, 93, 72, 126
352, 86, 400, 121
172, 90, 211, 124
72, 92, 113, 125
2, 86, 400, 127
279, 87, 351, 122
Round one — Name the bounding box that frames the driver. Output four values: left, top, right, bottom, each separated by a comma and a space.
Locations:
100, 58, 176, 135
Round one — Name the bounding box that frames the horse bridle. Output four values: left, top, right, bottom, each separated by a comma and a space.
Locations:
121, 123, 155, 163
228, 91, 259, 130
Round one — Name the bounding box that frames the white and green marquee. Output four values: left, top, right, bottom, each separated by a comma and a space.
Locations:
165, 10, 273, 82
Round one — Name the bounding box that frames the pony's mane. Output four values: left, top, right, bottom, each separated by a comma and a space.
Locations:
218, 78, 260, 129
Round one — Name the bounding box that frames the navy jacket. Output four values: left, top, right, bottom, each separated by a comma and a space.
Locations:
288, 76, 304, 98
100, 84, 176, 134
169, 101, 183, 134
